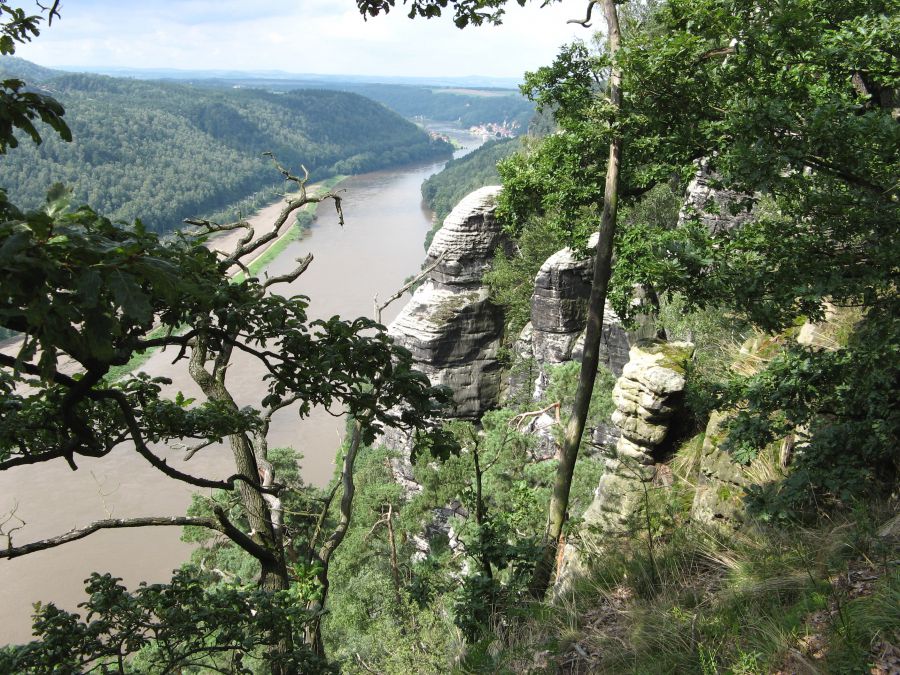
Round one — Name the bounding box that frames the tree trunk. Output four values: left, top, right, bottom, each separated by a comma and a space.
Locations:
308, 420, 363, 658
472, 438, 493, 580
529, 0, 623, 599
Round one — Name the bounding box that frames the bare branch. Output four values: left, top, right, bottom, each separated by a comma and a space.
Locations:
0, 515, 219, 560
37, 0, 62, 24
0, 505, 274, 564
568, 0, 600, 27
509, 402, 562, 431
98, 388, 273, 494
374, 251, 446, 323
181, 438, 216, 461
263, 254, 314, 290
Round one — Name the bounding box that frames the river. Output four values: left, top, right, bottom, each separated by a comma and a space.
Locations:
0, 125, 483, 645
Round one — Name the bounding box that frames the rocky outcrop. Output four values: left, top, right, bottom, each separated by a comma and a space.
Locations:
530, 246, 593, 365
509, 237, 634, 413
387, 185, 506, 420
554, 339, 693, 595
678, 160, 755, 235
527, 234, 632, 379
690, 412, 752, 526
581, 340, 694, 535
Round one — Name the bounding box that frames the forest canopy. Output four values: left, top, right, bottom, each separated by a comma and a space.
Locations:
0, 57, 453, 233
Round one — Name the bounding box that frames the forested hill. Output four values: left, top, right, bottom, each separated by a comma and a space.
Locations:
288, 83, 534, 130
72, 67, 536, 131
0, 58, 452, 232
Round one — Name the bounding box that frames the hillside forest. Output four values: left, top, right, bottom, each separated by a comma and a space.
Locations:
0, 0, 898, 674
0, 57, 454, 233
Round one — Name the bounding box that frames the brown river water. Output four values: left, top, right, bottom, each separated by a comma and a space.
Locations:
0, 126, 483, 644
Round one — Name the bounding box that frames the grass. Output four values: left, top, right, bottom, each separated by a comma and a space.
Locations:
106, 175, 346, 381
462, 493, 899, 674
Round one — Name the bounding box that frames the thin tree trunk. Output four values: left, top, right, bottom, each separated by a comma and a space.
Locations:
472, 438, 493, 580
386, 503, 403, 607
308, 420, 363, 657
529, 0, 623, 599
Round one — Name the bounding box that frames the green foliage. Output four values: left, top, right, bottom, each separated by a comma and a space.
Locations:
357, 0, 530, 28
541, 360, 616, 431
324, 404, 608, 670
0, 10, 70, 155
729, 306, 899, 519
499, 0, 899, 508
184, 447, 327, 583
0, 57, 451, 232
0, 567, 332, 673
483, 215, 570, 336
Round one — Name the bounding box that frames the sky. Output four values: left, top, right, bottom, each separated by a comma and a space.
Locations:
16, 0, 591, 82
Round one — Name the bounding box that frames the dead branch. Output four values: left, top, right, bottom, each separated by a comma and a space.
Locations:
373, 251, 446, 323
37, 0, 62, 24
0, 506, 25, 552
509, 402, 562, 431
263, 254, 314, 289
0, 504, 274, 563
568, 0, 600, 27
182, 438, 216, 461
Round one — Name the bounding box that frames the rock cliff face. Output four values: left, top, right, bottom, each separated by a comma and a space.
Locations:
581, 340, 694, 535
511, 238, 633, 415
690, 411, 752, 526
387, 185, 506, 420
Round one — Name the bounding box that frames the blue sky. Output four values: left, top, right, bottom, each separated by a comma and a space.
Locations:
18, 1, 590, 80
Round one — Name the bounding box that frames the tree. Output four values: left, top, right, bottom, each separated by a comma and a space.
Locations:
501, 0, 898, 516
0, 1, 69, 153
0, 5, 450, 670
526, 0, 623, 599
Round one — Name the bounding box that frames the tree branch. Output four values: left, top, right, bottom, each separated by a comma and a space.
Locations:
0, 516, 220, 560
0, 506, 275, 564
263, 254, 313, 289
374, 251, 446, 323
568, 0, 600, 27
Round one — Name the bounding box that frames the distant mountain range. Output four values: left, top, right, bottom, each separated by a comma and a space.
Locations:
46, 64, 523, 90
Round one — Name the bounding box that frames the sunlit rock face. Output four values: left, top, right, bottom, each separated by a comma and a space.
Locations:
380, 187, 507, 552
423, 185, 508, 289
582, 340, 694, 535
521, 238, 632, 406
387, 185, 506, 420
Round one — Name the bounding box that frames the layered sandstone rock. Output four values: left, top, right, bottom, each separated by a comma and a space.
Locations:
582, 340, 694, 534
678, 160, 755, 235
387, 185, 506, 420
690, 411, 751, 525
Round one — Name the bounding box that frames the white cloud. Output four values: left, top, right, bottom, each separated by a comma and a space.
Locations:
17, 0, 591, 79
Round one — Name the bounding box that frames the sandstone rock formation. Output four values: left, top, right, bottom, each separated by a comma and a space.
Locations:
678, 160, 755, 235
690, 411, 752, 525
582, 340, 694, 535
509, 236, 633, 415
387, 185, 507, 420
